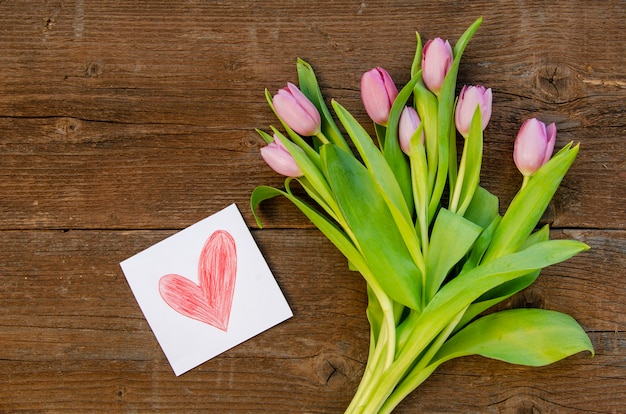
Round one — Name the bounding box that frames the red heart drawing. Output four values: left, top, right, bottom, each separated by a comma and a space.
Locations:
158, 230, 237, 331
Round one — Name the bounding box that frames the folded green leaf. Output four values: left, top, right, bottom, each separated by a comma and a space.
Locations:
322, 144, 422, 310
429, 17, 483, 222
387, 307, 593, 413
464, 185, 499, 229
483, 143, 579, 262
410, 31, 423, 78
383, 76, 420, 213
452, 107, 484, 216
398, 239, 589, 365
251, 184, 372, 282
457, 224, 551, 329
434, 308, 594, 367
332, 99, 424, 272
460, 215, 500, 275
413, 77, 439, 194
426, 208, 482, 302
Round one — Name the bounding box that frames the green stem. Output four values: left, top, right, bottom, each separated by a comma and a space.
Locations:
521, 174, 530, 190
447, 121, 458, 195
378, 365, 438, 414
428, 139, 448, 223
316, 131, 331, 145
379, 307, 467, 413
345, 292, 396, 413
449, 138, 468, 213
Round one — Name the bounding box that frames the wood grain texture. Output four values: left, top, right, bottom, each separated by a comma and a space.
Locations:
0, 1, 624, 412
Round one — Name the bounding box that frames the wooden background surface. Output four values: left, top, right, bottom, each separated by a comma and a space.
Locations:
1, 1, 624, 412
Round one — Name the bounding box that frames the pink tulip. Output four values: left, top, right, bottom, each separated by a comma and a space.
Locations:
513, 118, 557, 177
398, 106, 423, 155
272, 83, 321, 136
360, 67, 399, 125
421, 38, 453, 95
260, 136, 303, 177
454, 85, 492, 138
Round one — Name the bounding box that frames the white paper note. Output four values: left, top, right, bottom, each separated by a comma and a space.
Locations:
120, 204, 293, 375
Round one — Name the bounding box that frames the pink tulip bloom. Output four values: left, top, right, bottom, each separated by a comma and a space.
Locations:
360, 67, 399, 125
398, 106, 423, 155
513, 118, 557, 177
454, 85, 493, 138
260, 136, 303, 177
272, 83, 321, 136
421, 38, 453, 95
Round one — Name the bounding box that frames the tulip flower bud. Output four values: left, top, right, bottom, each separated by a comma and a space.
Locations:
454, 85, 492, 138
513, 118, 557, 177
272, 83, 321, 136
360, 67, 399, 125
260, 135, 303, 178
398, 106, 423, 155
421, 38, 453, 95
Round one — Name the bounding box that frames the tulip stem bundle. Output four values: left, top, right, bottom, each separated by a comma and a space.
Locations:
252, 17, 593, 413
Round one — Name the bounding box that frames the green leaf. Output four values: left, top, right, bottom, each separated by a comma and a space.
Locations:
410, 31, 423, 78
460, 215, 501, 274
296, 58, 351, 152
331, 100, 424, 271
413, 77, 439, 194
408, 127, 429, 253
383, 75, 420, 213
374, 123, 387, 149
425, 208, 482, 302
372, 239, 589, 414
457, 224, 551, 329
483, 143, 579, 262
429, 17, 483, 221
399, 239, 589, 363
464, 186, 499, 229
366, 285, 384, 345
321, 144, 422, 310
434, 308, 594, 367
256, 128, 274, 144
453, 107, 484, 216
250, 184, 371, 280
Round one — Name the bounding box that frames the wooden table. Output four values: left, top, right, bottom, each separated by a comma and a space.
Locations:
1, 1, 624, 412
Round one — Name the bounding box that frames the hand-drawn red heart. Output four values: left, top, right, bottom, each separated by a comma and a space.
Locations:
158, 230, 237, 331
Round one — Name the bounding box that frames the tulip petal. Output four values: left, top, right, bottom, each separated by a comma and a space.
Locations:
272, 84, 321, 136
260, 140, 303, 177
398, 106, 422, 155
543, 123, 557, 165
513, 118, 549, 176
361, 68, 398, 125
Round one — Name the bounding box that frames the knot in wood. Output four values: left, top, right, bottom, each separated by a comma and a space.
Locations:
85, 61, 104, 78
314, 351, 348, 387
534, 64, 579, 104
55, 117, 82, 136
510, 288, 545, 309
114, 385, 126, 400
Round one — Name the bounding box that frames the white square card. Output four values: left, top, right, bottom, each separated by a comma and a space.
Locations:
120, 204, 292, 375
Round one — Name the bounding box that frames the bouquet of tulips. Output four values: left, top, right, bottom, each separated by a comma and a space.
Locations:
251, 18, 593, 413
